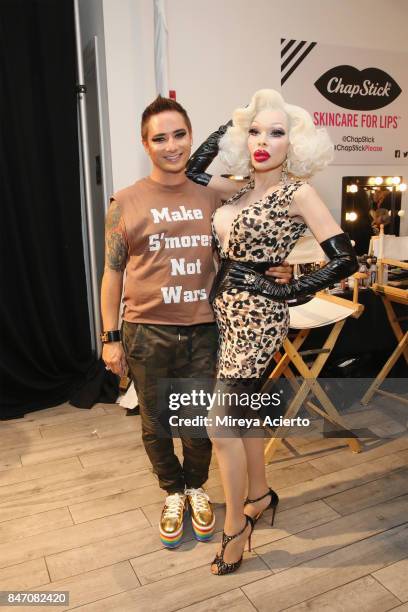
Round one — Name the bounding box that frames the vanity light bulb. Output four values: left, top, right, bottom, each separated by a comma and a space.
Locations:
392, 176, 401, 185
398, 183, 407, 192
374, 177, 383, 185
349, 211, 358, 222
349, 184, 358, 193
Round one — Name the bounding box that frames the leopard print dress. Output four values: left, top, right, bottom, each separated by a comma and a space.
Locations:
212, 179, 307, 379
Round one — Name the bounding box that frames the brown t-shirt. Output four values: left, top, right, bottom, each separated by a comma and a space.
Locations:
112, 176, 219, 325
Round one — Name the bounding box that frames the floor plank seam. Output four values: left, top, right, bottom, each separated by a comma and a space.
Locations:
0, 472, 159, 510
307, 437, 408, 475
172, 586, 254, 612
269, 459, 408, 514
370, 572, 405, 604
128, 530, 220, 563
0, 470, 152, 499
132, 548, 271, 590
126, 558, 141, 587
324, 489, 408, 518
43, 550, 150, 584
240, 584, 260, 611
41, 559, 142, 591
62, 585, 137, 611
254, 501, 344, 538
0, 522, 154, 573
260, 519, 408, 576
249, 545, 408, 612
43, 555, 52, 585
273, 443, 347, 464
276, 571, 397, 612
77, 447, 152, 466
140, 505, 155, 528
77, 455, 88, 470
66, 504, 76, 526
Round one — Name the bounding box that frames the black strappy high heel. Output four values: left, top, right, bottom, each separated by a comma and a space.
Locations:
245, 488, 279, 526
211, 514, 254, 576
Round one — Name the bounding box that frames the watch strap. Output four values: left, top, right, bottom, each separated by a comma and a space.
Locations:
100, 330, 121, 343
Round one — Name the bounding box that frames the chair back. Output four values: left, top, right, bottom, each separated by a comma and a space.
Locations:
369, 233, 408, 260
369, 226, 408, 284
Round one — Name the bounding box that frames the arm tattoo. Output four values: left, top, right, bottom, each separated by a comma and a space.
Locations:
105, 200, 127, 271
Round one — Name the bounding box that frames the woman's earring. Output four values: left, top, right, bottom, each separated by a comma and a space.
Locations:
281, 159, 288, 184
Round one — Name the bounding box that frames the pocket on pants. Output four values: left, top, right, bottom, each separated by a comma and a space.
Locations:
122, 322, 145, 360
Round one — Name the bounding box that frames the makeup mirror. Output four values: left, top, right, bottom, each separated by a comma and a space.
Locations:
341, 176, 405, 255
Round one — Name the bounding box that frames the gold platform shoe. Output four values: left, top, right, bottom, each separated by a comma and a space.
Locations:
185, 487, 215, 541
159, 492, 187, 548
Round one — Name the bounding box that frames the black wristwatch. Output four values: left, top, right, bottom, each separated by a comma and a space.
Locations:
100, 330, 121, 344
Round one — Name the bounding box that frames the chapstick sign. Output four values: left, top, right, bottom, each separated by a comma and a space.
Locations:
280, 39, 407, 164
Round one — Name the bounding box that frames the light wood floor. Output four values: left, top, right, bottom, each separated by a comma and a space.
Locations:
0, 395, 407, 611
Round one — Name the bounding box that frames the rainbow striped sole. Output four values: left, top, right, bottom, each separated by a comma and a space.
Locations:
191, 513, 216, 542
159, 517, 184, 549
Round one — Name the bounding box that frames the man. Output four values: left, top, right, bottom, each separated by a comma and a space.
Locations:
100, 95, 291, 548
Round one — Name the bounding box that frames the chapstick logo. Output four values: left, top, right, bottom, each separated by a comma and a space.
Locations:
314, 65, 402, 110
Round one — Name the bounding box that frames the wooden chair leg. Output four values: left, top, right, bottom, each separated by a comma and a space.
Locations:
361, 331, 408, 406
382, 297, 408, 365
264, 322, 362, 463
303, 379, 361, 453
264, 379, 311, 463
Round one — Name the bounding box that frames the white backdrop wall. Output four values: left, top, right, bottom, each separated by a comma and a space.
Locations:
99, 0, 407, 233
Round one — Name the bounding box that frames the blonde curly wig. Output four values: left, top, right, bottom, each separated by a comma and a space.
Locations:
218, 89, 334, 178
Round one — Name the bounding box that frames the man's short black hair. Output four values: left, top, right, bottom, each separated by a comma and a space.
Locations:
141, 95, 192, 140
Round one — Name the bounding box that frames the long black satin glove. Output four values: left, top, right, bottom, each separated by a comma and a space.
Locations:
185, 120, 232, 186
225, 233, 359, 302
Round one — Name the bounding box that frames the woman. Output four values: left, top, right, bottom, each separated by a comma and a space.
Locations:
187, 89, 358, 575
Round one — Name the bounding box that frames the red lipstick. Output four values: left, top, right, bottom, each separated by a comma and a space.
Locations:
254, 149, 270, 162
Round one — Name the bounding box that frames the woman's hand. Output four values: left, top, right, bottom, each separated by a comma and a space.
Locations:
185, 121, 232, 187
265, 261, 292, 284
225, 233, 358, 302
226, 263, 283, 298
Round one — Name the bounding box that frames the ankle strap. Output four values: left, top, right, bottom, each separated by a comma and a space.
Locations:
246, 488, 272, 504
223, 514, 254, 542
